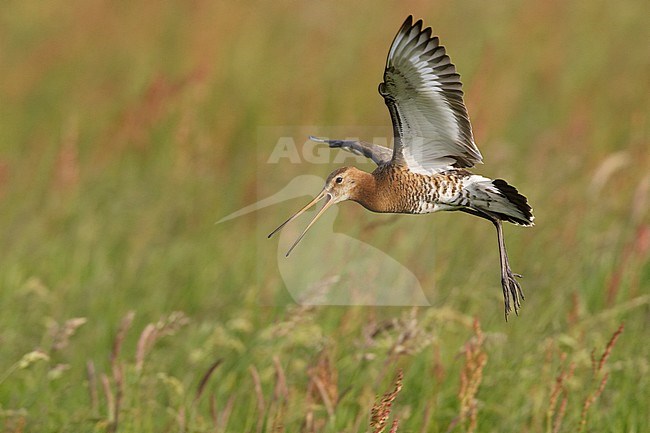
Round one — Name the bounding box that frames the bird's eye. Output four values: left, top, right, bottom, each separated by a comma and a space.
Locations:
335, 176, 343, 184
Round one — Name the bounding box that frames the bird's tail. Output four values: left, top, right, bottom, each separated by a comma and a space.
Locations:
466, 177, 534, 226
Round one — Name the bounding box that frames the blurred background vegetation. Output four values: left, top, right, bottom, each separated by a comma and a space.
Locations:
0, 0, 648, 431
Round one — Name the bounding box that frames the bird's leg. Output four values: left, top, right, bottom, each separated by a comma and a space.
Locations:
491, 218, 524, 320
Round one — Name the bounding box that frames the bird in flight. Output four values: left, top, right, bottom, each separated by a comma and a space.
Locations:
269, 16, 534, 318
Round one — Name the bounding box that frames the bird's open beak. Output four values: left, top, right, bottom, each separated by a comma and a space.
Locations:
268, 188, 335, 257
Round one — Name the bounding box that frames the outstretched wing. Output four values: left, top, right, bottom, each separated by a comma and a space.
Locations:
309, 136, 393, 166
380, 16, 482, 174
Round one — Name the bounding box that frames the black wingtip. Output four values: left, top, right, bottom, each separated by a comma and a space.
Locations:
401, 16, 427, 38
308, 135, 344, 148
400, 15, 414, 31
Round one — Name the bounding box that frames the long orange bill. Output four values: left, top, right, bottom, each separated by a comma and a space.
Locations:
267, 190, 333, 257
284, 194, 334, 257
268, 189, 328, 238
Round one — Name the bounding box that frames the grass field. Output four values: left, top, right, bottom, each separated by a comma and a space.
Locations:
1, 0, 648, 431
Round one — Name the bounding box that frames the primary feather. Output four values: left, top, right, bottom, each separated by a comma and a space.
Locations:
380, 16, 482, 174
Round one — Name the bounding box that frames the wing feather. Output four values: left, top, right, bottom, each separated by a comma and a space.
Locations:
381, 16, 482, 173
308, 136, 392, 166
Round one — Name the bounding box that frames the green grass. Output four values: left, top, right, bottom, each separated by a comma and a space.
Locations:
1, 0, 648, 431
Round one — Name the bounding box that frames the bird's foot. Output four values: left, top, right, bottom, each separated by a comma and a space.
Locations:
501, 268, 524, 320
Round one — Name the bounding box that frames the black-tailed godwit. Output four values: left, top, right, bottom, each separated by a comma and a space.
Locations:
269, 16, 534, 318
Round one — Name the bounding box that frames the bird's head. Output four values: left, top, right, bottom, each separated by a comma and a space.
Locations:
268, 166, 369, 256
322, 166, 367, 202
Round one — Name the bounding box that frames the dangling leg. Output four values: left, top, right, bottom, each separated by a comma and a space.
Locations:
458, 208, 526, 319
491, 218, 524, 319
